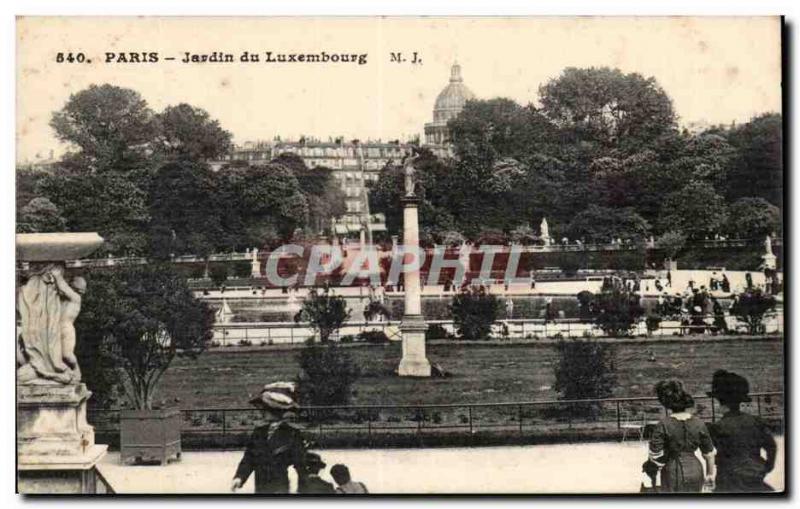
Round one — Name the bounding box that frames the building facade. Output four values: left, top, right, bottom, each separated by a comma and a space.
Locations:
215, 62, 474, 239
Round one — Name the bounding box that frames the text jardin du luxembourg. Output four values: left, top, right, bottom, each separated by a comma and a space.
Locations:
103, 51, 369, 65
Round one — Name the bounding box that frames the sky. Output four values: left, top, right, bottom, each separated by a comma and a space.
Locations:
16, 16, 782, 163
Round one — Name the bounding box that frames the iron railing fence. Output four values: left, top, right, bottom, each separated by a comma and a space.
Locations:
88, 391, 783, 445
210, 312, 784, 346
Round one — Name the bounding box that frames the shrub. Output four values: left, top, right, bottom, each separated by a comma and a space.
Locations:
297, 344, 360, 406
425, 323, 452, 340
451, 286, 501, 340
340, 335, 355, 344
363, 301, 391, 322
553, 339, 617, 419
238, 339, 252, 346
231, 260, 252, 278
297, 286, 351, 343
209, 264, 229, 286
357, 330, 390, 344
594, 288, 645, 337
730, 289, 777, 334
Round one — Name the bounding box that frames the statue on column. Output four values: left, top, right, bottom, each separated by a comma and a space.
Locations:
403, 148, 420, 198
17, 264, 86, 385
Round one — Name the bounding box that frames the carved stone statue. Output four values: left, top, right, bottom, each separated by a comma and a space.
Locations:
17, 263, 85, 385
540, 218, 550, 245
403, 149, 420, 197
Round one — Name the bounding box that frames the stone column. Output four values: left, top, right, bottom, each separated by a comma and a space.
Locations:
16, 232, 108, 494
398, 197, 431, 377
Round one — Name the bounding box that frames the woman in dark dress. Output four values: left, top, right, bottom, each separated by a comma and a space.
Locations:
647, 380, 717, 493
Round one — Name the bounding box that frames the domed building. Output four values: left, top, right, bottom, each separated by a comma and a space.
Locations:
424, 62, 475, 145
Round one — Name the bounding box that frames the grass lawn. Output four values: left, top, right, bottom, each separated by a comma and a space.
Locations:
158, 338, 784, 409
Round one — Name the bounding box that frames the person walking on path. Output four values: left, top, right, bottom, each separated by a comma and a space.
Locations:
231, 382, 311, 494
331, 464, 369, 494
646, 380, 716, 493
707, 370, 777, 493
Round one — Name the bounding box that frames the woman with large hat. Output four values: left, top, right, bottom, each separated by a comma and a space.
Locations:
646, 379, 717, 492
707, 370, 777, 493
231, 382, 312, 494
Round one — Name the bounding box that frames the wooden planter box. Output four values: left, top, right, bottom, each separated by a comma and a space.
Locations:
120, 409, 181, 465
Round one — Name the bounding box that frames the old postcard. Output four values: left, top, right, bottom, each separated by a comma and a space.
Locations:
15, 16, 784, 495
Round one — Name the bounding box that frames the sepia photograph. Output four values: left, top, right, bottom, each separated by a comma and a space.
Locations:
14, 15, 785, 495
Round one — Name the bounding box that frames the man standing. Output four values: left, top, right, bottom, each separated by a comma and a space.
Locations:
707, 370, 777, 493
231, 382, 311, 494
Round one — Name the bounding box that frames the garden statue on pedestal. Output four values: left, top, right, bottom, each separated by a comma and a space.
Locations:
403, 149, 420, 198
17, 264, 86, 385
16, 232, 108, 493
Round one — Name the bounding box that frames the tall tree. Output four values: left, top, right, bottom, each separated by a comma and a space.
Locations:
726, 197, 781, 239
50, 84, 156, 172
657, 182, 728, 239
154, 103, 233, 162
725, 113, 783, 208
38, 171, 150, 255
448, 98, 556, 165
539, 67, 677, 153
148, 160, 224, 258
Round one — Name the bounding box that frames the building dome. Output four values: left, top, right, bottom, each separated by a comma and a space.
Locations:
432, 63, 475, 123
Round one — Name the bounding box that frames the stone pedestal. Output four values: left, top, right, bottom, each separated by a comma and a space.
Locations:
17, 383, 107, 494
398, 197, 431, 377
398, 315, 431, 377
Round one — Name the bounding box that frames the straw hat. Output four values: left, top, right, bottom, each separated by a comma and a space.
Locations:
249, 381, 299, 410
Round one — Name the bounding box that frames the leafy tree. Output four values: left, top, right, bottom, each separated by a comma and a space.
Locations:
50, 84, 156, 172
153, 103, 232, 161
567, 205, 649, 244
298, 286, 351, 343
297, 344, 360, 407
38, 171, 150, 255
657, 182, 728, 239
655, 231, 687, 261
147, 160, 224, 258
726, 197, 780, 239
594, 287, 645, 337
16, 165, 52, 216
725, 113, 783, 207
76, 264, 214, 410
669, 133, 736, 189
448, 98, 556, 165
553, 339, 617, 418
16, 197, 66, 233
730, 289, 777, 334
539, 67, 676, 152
451, 286, 501, 340
219, 162, 309, 245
